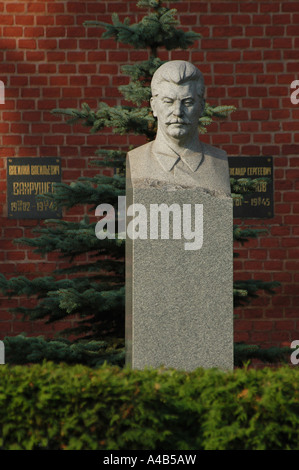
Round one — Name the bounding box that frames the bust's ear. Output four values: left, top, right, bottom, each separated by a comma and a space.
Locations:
200, 97, 206, 115
150, 97, 157, 118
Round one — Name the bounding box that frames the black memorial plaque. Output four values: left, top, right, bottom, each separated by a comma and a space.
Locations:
228, 156, 274, 219
7, 157, 62, 219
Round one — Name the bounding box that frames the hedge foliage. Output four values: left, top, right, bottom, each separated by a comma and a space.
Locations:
0, 362, 298, 450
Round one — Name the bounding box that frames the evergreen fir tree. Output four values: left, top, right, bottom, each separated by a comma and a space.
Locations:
0, 0, 288, 367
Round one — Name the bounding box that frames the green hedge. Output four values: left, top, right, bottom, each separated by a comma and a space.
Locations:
0, 362, 298, 450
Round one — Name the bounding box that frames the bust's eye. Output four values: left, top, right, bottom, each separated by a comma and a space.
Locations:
163, 99, 174, 104
183, 100, 194, 107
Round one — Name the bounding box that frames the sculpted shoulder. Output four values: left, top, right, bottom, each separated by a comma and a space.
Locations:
202, 141, 228, 162
127, 142, 152, 159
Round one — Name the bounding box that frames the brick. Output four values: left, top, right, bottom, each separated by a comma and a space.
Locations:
206, 51, 241, 62
287, 63, 299, 72
6, 251, 26, 261
275, 321, 295, 331
0, 63, 15, 73
240, 122, 259, 132
266, 63, 284, 73
0, 14, 14, 24
253, 14, 272, 24
282, 145, 299, 154
285, 308, 299, 318
271, 331, 290, 342
24, 27, 45, 37
86, 3, 106, 13
287, 25, 299, 35
66, 26, 86, 37
236, 63, 264, 73
46, 27, 66, 37
232, 134, 250, 144
284, 50, 299, 60
256, 74, 275, 84
228, 87, 248, 98
15, 15, 35, 25
36, 16, 55, 26
179, 15, 197, 25
248, 86, 268, 97
274, 134, 292, 144
272, 14, 291, 24
0, 323, 13, 334
272, 109, 290, 119
260, 3, 280, 13
252, 38, 271, 48
253, 134, 271, 143
244, 260, 264, 270
47, 3, 65, 13
59, 64, 77, 74
251, 332, 271, 342
27, 3, 46, 13
47, 51, 65, 61
200, 15, 229, 25
261, 120, 280, 131
3, 26, 23, 36
56, 15, 75, 25
282, 3, 299, 11
290, 157, 299, 167
253, 321, 273, 331
264, 260, 284, 271
210, 2, 238, 14
0, 38, 16, 49
243, 51, 262, 61
236, 75, 254, 84
288, 249, 299, 260
251, 110, 270, 120
273, 38, 293, 49
109, 51, 129, 61
67, 51, 86, 62
26, 51, 45, 61
79, 39, 99, 50
269, 249, 288, 259
6, 51, 24, 61
200, 39, 229, 49
245, 26, 264, 36
67, 2, 86, 13
38, 64, 57, 74
284, 216, 299, 225
59, 39, 78, 49
6, 3, 25, 13
18, 39, 36, 49
231, 38, 250, 48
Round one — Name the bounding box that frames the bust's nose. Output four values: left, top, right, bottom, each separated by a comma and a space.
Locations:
172, 100, 183, 117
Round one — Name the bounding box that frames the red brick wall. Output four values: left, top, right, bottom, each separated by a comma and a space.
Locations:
0, 0, 298, 350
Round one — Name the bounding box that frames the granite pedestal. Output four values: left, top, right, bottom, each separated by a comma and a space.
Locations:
125, 175, 234, 371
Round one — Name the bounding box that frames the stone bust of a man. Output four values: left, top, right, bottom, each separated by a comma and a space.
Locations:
127, 60, 231, 196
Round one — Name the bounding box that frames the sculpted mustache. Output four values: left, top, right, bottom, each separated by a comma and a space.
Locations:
166, 120, 191, 125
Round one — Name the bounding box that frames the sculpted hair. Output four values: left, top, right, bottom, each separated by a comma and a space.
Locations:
151, 60, 205, 98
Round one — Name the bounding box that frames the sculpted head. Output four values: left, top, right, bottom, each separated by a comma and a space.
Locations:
150, 61, 205, 145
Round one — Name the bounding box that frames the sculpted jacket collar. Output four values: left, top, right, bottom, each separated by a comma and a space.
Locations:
152, 139, 204, 174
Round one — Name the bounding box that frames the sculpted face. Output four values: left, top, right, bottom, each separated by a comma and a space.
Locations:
150, 80, 204, 144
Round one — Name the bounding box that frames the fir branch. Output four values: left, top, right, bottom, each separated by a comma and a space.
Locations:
4, 334, 125, 367
84, 7, 201, 53
121, 57, 164, 81
234, 342, 291, 367
118, 82, 152, 106
36, 174, 125, 211
233, 225, 268, 245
